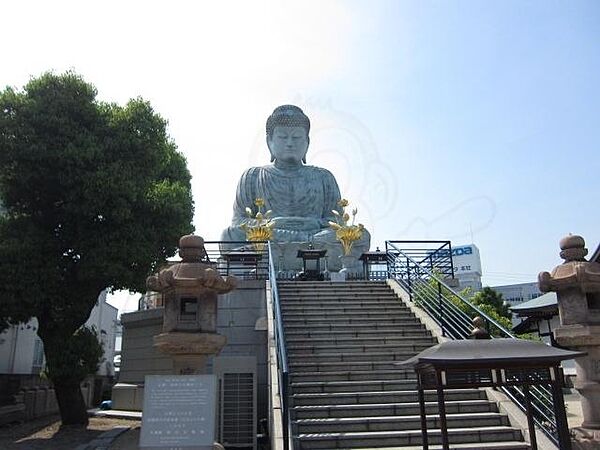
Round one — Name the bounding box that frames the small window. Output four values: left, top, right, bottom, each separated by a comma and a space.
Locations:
32, 338, 45, 374
180, 297, 198, 321
587, 292, 600, 310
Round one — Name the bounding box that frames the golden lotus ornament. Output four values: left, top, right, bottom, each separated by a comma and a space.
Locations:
240, 198, 273, 251
328, 199, 364, 256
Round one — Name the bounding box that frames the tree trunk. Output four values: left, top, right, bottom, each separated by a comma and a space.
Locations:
42, 332, 90, 426
53, 379, 89, 426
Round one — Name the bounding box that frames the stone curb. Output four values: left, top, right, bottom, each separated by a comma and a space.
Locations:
74, 426, 130, 450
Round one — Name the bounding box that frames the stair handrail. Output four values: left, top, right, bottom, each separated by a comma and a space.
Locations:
385, 240, 560, 447
267, 241, 293, 450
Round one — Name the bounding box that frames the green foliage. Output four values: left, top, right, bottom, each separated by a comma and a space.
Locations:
0, 71, 194, 422
412, 272, 513, 337
44, 326, 104, 384
471, 287, 510, 319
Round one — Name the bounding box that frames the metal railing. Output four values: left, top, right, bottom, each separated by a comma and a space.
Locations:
267, 241, 293, 450
385, 241, 561, 447
386, 240, 454, 281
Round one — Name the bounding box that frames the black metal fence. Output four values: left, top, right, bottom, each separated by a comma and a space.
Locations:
385, 240, 561, 447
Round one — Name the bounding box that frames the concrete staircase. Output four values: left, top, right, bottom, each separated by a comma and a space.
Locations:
279, 281, 530, 450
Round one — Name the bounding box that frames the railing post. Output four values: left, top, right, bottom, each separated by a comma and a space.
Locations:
522, 384, 538, 450
551, 367, 572, 450
407, 259, 412, 301
438, 281, 445, 337
282, 371, 289, 450
448, 243, 455, 278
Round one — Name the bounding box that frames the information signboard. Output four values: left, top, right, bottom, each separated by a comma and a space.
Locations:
140, 374, 217, 450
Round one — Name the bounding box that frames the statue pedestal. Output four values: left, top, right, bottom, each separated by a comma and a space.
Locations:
338, 255, 361, 277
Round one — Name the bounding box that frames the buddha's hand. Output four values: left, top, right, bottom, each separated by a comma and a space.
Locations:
271, 216, 321, 231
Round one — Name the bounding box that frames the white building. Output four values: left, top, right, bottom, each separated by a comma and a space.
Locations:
491, 282, 542, 306
0, 290, 118, 377
451, 244, 483, 292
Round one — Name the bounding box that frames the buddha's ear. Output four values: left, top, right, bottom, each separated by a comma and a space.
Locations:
267, 136, 275, 162
302, 136, 309, 164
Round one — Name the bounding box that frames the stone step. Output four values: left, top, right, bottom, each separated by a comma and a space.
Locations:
285, 335, 436, 346
291, 379, 417, 394
282, 308, 418, 322
289, 359, 412, 372
282, 307, 412, 315
280, 293, 400, 299
279, 284, 394, 291
290, 369, 416, 382
287, 342, 433, 354
292, 389, 487, 406
279, 281, 388, 288
293, 399, 498, 419
339, 441, 530, 450
288, 351, 420, 364
281, 301, 406, 309
296, 426, 524, 449
284, 318, 422, 327
294, 412, 509, 433
285, 325, 430, 339
280, 287, 397, 293
285, 322, 426, 332
285, 329, 431, 340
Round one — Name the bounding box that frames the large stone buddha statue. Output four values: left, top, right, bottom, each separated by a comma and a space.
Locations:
221, 105, 370, 271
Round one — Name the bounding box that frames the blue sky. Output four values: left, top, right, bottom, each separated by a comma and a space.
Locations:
2, 0, 598, 311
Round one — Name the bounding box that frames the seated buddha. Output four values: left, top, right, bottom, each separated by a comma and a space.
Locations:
221, 105, 370, 271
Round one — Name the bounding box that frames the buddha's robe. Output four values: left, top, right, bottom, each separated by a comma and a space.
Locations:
223, 164, 342, 241
221, 164, 370, 270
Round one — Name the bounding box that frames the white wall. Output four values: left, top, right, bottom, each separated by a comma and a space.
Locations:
86, 291, 118, 377
0, 319, 39, 374
0, 291, 118, 376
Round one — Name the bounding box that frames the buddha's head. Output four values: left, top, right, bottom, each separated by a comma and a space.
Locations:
266, 105, 310, 165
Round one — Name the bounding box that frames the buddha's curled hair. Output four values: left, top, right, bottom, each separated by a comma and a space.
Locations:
266, 105, 310, 139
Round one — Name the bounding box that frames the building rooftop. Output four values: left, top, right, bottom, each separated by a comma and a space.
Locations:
510, 291, 558, 316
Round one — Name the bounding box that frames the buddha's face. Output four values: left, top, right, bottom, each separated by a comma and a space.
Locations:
267, 126, 309, 164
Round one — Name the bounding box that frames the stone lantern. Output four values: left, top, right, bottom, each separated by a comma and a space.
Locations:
146, 235, 237, 374
539, 235, 600, 440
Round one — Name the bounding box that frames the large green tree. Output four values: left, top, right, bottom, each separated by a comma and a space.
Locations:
0, 72, 194, 425
471, 286, 510, 320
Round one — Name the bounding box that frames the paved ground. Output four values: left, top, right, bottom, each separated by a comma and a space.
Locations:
109, 426, 141, 449
0, 415, 139, 450
565, 392, 584, 428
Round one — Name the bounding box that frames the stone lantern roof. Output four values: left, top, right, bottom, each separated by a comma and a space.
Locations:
147, 234, 236, 294
538, 234, 600, 294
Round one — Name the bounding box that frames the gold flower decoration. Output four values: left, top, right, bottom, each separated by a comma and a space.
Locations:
240, 198, 274, 251
329, 198, 364, 256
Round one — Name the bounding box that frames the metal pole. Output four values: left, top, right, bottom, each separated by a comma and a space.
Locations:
282, 371, 289, 450
385, 241, 390, 279
438, 281, 445, 337
551, 367, 572, 450
407, 259, 412, 302
436, 379, 450, 450
522, 384, 538, 450
448, 242, 455, 278
417, 374, 428, 450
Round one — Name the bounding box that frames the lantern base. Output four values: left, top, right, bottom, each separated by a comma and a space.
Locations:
153, 332, 227, 374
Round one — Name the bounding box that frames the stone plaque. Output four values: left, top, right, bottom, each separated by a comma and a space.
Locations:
140, 375, 217, 450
